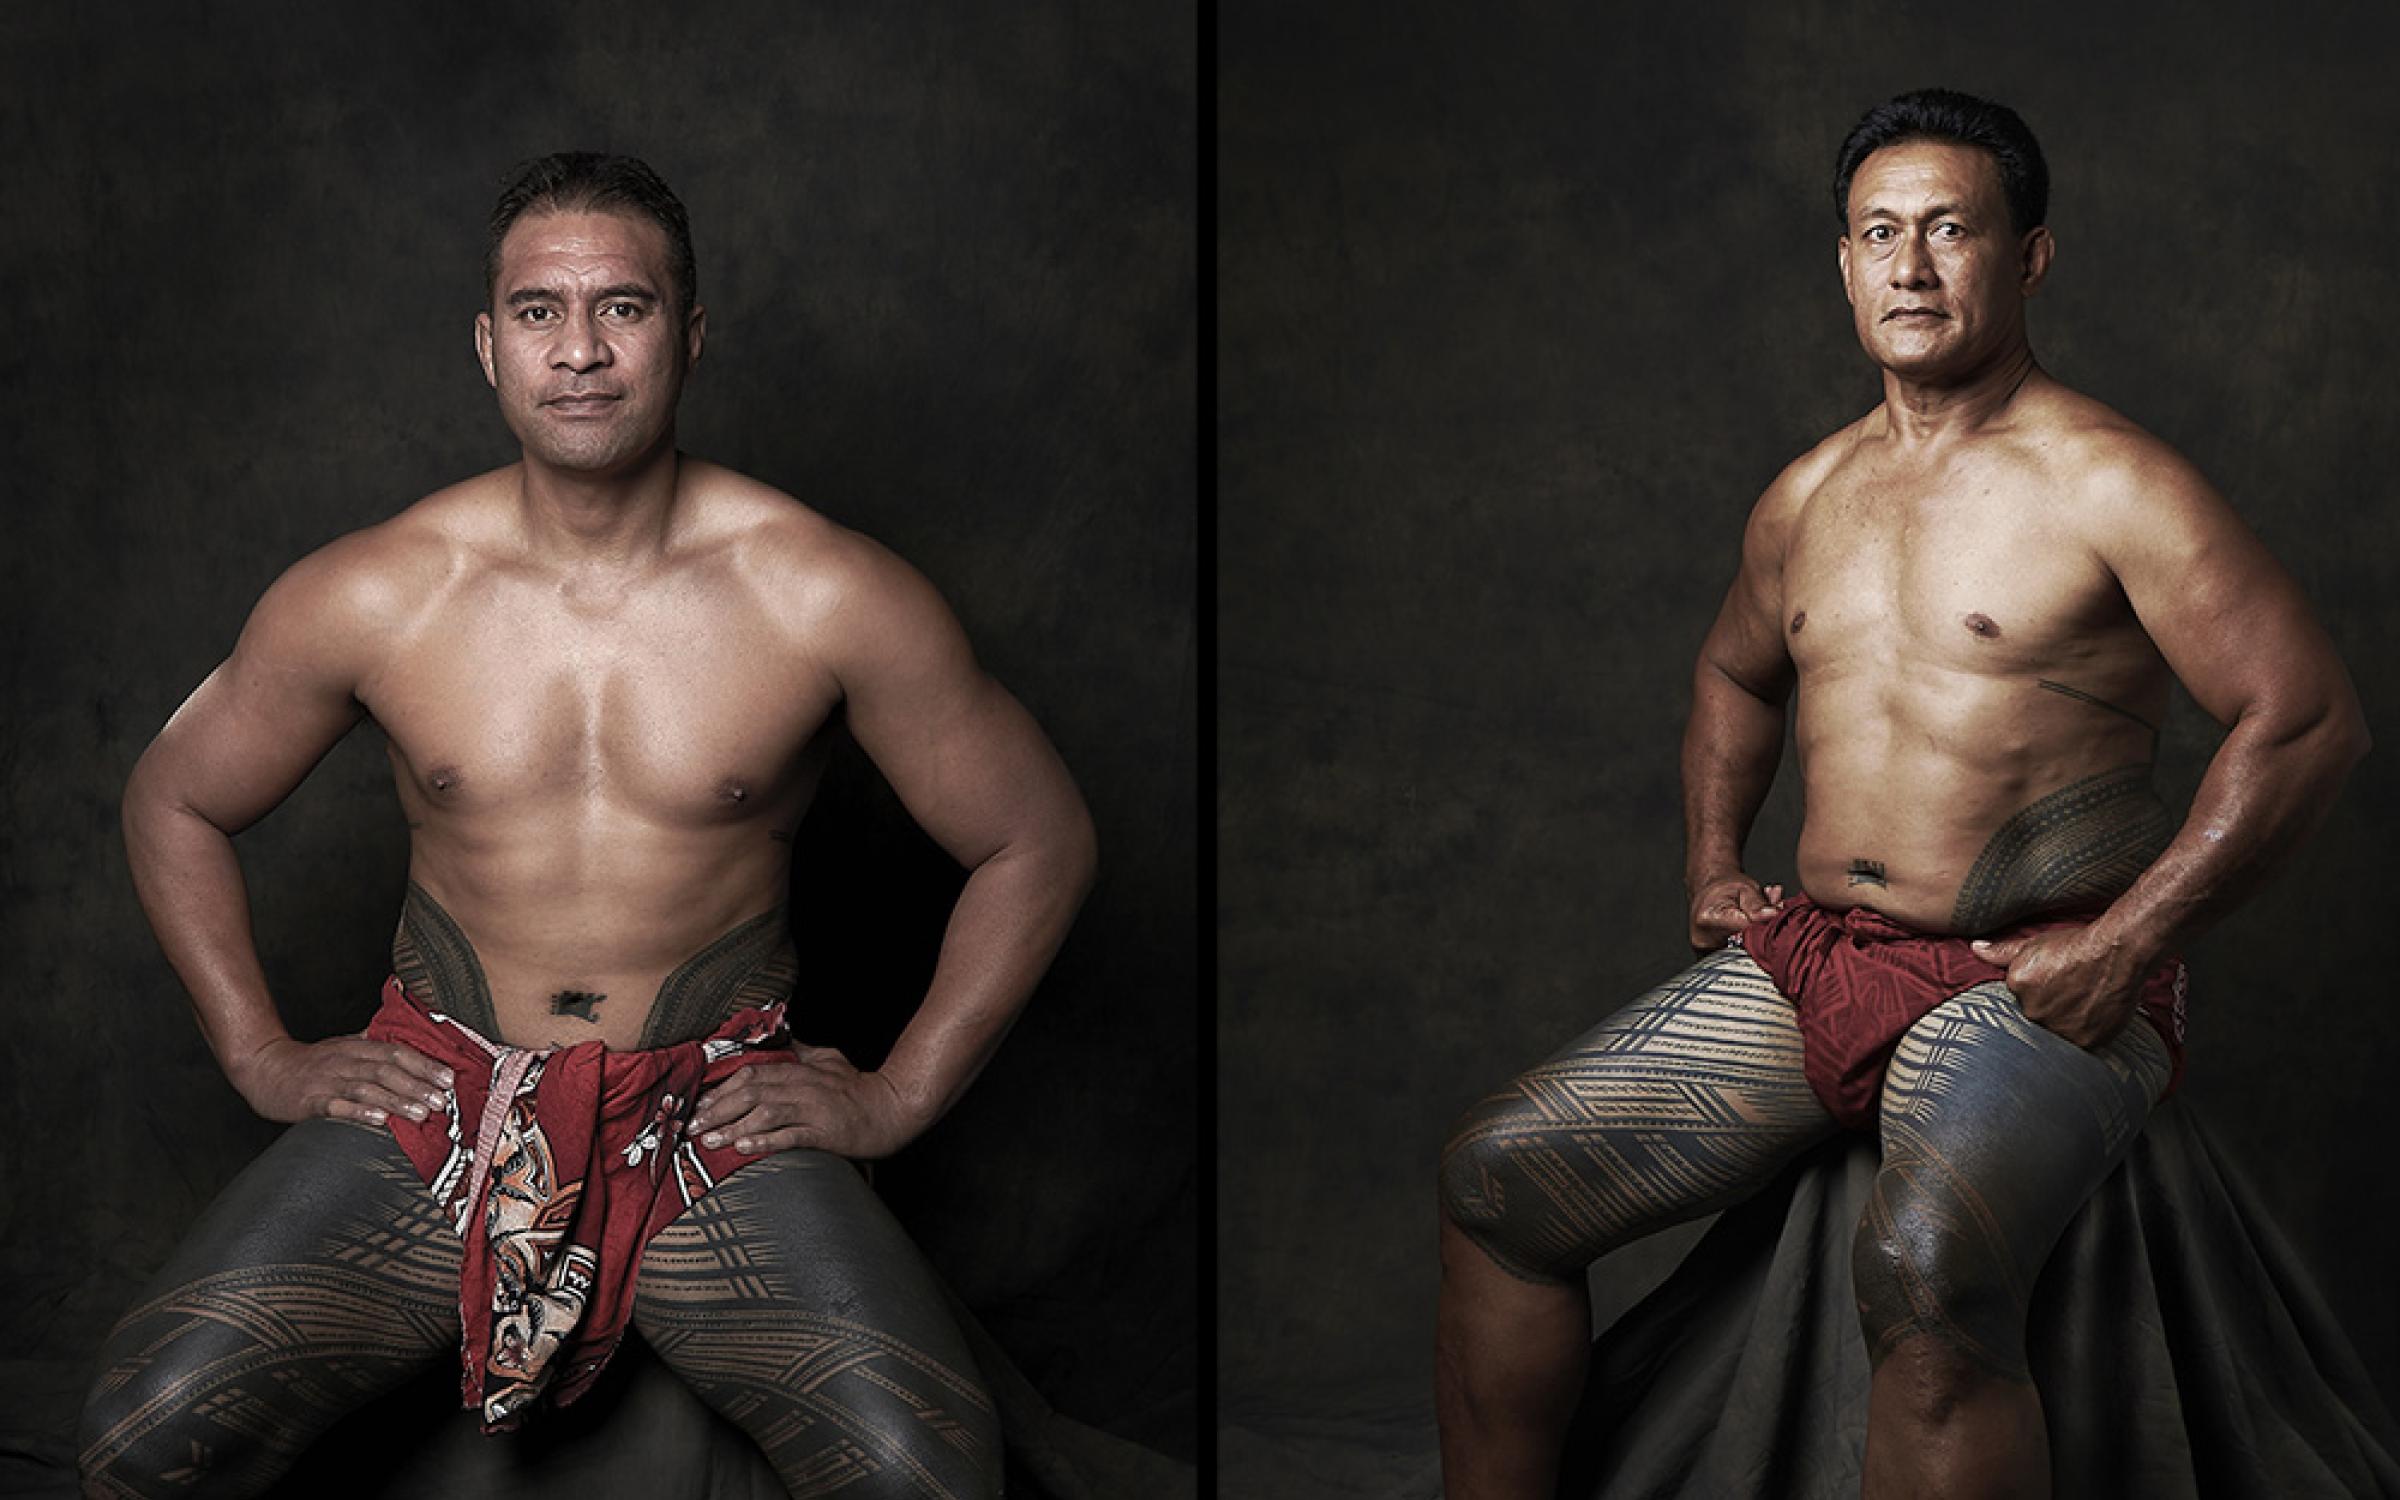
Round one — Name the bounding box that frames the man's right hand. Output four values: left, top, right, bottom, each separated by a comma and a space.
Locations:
1687, 875, 1785, 952
228, 1035, 454, 1126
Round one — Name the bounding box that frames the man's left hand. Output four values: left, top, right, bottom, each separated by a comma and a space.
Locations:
689, 1047, 922, 1161
1970, 924, 2148, 1049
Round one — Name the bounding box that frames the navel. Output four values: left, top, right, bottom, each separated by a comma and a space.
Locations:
1789, 610, 1807, 635
1963, 611, 2002, 640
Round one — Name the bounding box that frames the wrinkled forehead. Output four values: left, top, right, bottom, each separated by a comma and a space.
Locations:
1846, 139, 2008, 224
491, 208, 675, 298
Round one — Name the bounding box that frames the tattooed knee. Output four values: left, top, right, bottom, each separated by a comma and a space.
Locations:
1437, 1100, 1585, 1284
1851, 1165, 2027, 1379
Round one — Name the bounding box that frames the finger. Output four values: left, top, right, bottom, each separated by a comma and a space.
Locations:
374, 1061, 450, 1109
1970, 937, 2022, 965
350, 1082, 437, 1121
324, 1096, 389, 1125
726, 1125, 816, 1156
701, 1097, 819, 1151
371, 1043, 455, 1092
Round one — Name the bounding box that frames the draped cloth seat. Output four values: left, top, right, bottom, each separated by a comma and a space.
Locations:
1510, 1099, 2400, 1498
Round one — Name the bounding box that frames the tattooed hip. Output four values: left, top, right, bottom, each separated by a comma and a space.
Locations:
390, 882, 799, 1048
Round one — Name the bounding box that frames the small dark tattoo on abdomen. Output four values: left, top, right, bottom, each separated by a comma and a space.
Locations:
549, 990, 606, 1022
1846, 859, 1887, 888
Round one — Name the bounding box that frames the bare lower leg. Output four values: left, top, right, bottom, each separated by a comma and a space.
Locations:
1862, 1336, 2048, 1499
1435, 1216, 1591, 1500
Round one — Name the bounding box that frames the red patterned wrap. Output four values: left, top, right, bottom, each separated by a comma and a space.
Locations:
1738, 896, 2187, 1131
365, 974, 797, 1429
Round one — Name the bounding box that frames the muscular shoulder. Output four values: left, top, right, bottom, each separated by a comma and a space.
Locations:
688, 461, 973, 687
2005, 387, 2230, 545
1747, 417, 1871, 555
238, 472, 501, 688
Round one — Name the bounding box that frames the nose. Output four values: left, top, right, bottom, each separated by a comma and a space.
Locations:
1890, 231, 1936, 289
551, 307, 613, 373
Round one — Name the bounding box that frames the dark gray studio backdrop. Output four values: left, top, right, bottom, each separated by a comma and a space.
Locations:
0, 0, 1194, 1473
1222, 1, 2400, 1491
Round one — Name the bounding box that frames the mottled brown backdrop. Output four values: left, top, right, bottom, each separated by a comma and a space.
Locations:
1221, 2, 2399, 1491
0, 0, 1195, 1481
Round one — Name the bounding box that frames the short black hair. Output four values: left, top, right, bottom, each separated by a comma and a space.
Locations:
486, 152, 697, 314
1832, 89, 2048, 235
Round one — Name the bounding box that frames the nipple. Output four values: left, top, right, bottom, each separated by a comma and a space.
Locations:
1963, 612, 2001, 639
429, 767, 460, 792
717, 780, 749, 804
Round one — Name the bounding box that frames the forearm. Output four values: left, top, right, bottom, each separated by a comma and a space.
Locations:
876, 820, 1097, 1132
1682, 665, 1789, 889
2092, 703, 2369, 963
122, 758, 289, 1082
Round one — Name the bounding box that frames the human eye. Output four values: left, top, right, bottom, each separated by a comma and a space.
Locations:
602, 300, 644, 320
1863, 224, 1894, 244
1934, 221, 1966, 240
516, 304, 556, 324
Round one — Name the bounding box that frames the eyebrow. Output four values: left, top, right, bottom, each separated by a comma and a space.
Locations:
1860, 201, 1973, 222
503, 284, 661, 307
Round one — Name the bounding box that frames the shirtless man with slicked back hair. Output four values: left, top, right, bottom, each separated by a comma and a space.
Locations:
82, 152, 1095, 1500
1433, 89, 2367, 1499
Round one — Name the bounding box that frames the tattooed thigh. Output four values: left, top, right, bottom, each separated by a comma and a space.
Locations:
1851, 983, 2167, 1376
633, 1151, 1001, 1500
1438, 946, 1838, 1283
77, 1119, 462, 1500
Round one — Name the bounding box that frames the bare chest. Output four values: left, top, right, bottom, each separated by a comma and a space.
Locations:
365, 578, 838, 822
1782, 462, 2132, 675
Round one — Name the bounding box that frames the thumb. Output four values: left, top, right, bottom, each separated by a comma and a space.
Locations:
1970, 936, 2023, 966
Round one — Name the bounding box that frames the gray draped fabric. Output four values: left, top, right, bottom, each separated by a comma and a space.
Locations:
1401, 1099, 2400, 1498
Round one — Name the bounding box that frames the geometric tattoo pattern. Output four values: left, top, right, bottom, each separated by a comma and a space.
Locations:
1950, 763, 2174, 932
1440, 947, 1838, 1283
82, 1124, 1003, 1498
632, 1152, 1003, 1498
78, 1121, 463, 1498
391, 882, 797, 1049
1853, 983, 2169, 1379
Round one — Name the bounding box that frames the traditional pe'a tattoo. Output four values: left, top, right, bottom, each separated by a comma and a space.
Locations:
1950, 764, 2173, 931
1847, 859, 1887, 888
549, 990, 605, 1022
637, 908, 797, 1047
1440, 948, 1837, 1283
392, 883, 500, 1035
393, 887, 795, 1047
1853, 984, 2168, 1379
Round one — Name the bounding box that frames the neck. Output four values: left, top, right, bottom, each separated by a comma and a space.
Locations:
1878, 341, 2041, 445
512, 440, 684, 566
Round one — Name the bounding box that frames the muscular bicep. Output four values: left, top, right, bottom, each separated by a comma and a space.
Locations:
2100, 461, 2357, 734
130, 553, 379, 835
825, 551, 1089, 870
1695, 479, 1802, 703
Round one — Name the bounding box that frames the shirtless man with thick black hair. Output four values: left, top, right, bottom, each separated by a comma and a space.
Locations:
80, 153, 1095, 1499
1435, 90, 2368, 1498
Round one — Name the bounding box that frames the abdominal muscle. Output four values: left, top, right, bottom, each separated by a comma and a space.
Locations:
399, 804, 803, 1052
1790, 668, 2171, 937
